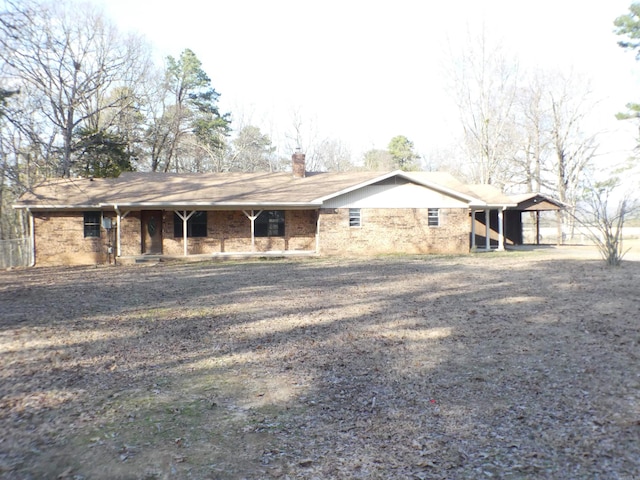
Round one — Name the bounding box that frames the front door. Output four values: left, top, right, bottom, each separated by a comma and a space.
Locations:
141, 210, 163, 254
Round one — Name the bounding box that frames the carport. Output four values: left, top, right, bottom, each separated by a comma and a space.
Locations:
470, 193, 564, 250
504, 193, 564, 245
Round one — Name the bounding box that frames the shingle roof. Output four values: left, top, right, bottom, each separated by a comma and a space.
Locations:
14, 170, 563, 211
464, 184, 519, 207
14, 171, 387, 210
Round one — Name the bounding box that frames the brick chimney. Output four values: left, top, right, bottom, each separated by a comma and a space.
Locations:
292, 148, 306, 178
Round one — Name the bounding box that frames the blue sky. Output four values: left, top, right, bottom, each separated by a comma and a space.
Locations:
92, 0, 639, 166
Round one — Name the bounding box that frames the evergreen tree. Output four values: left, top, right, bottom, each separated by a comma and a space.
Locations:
388, 135, 420, 171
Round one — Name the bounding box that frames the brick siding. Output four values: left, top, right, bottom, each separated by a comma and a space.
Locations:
31, 208, 469, 265
162, 210, 316, 255
319, 208, 469, 255
33, 212, 108, 266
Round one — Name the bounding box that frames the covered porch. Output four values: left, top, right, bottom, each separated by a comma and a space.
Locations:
111, 206, 321, 260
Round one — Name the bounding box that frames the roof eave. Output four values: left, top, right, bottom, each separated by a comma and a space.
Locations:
16, 201, 324, 211
13, 204, 102, 211
111, 201, 323, 210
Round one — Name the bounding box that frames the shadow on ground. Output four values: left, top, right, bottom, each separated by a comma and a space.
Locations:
1, 252, 639, 479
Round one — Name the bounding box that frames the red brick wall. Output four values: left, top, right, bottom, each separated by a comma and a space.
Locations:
120, 212, 141, 256
33, 212, 107, 266
32, 208, 469, 265
318, 208, 469, 255
163, 210, 316, 255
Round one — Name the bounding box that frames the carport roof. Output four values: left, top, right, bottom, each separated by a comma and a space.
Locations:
506, 193, 564, 211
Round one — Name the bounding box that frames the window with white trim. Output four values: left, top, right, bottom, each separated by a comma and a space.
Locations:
428, 208, 440, 227
349, 208, 361, 227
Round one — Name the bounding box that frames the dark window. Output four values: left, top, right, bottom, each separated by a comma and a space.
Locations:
428, 208, 439, 227
174, 211, 208, 237
349, 208, 361, 227
255, 210, 285, 237
84, 212, 101, 238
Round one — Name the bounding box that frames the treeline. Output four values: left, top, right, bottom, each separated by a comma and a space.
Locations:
0, 1, 428, 238
0, 0, 637, 244
0, 1, 244, 237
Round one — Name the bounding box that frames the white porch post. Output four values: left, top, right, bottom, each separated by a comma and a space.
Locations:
183, 211, 188, 256
242, 210, 263, 251
497, 207, 505, 251
485, 208, 491, 251
315, 210, 321, 254
470, 209, 477, 251
27, 208, 35, 267
175, 210, 196, 256
115, 207, 121, 257
114, 208, 130, 257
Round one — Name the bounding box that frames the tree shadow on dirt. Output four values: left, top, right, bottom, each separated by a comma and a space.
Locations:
1, 255, 639, 479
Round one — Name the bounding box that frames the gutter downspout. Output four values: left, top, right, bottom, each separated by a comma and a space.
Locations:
27, 208, 35, 267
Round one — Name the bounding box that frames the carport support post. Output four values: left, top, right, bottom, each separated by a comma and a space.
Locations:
470, 209, 477, 251
497, 207, 505, 251
485, 209, 491, 251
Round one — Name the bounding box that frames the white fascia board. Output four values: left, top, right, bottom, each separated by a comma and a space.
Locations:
468, 202, 488, 209
102, 201, 323, 210
13, 204, 102, 210
14, 201, 324, 211
487, 203, 519, 208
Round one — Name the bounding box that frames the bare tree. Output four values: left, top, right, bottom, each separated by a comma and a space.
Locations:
0, 0, 150, 177
228, 125, 276, 172
446, 27, 520, 187
547, 74, 600, 242
575, 178, 637, 266
315, 138, 354, 172
512, 71, 556, 193
283, 108, 325, 171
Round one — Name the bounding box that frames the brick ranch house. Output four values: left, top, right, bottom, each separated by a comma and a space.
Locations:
13, 152, 562, 266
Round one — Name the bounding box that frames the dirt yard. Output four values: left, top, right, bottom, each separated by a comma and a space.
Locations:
1, 246, 639, 479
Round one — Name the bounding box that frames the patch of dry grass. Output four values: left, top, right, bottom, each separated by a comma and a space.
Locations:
1, 248, 639, 479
